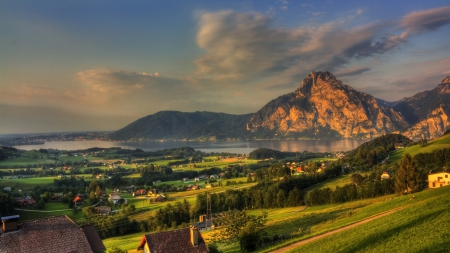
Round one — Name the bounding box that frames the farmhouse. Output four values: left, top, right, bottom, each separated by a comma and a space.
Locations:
109, 192, 122, 204
133, 189, 147, 196
381, 170, 393, 180
0, 215, 105, 253
137, 226, 209, 253
428, 172, 450, 188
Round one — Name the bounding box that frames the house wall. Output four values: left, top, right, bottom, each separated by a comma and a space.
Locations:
144, 243, 151, 253
428, 172, 450, 188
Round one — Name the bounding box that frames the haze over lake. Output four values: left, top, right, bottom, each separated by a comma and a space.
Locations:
13, 140, 367, 154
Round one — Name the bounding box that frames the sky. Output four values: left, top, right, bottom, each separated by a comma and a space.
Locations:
1, 0, 450, 134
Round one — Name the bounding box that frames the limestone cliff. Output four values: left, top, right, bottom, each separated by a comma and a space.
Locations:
400, 77, 450, 140
247, 71, 408, 139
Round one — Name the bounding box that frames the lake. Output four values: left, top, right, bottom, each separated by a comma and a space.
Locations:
13, 139, 367, 154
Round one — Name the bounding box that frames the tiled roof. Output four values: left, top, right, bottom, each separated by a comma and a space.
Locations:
0, 216, 103, 253
82, 225, 107, 253
138, 227, 209, 253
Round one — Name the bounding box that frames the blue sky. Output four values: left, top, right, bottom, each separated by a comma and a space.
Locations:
1, 0, 450, 134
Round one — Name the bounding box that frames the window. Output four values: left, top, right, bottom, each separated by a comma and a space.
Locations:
445, 175, 448, 178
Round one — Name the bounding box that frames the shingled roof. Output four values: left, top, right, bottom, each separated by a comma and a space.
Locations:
0, 215, 105, 253
81, 225, 107, 252
138, 226, 209, 253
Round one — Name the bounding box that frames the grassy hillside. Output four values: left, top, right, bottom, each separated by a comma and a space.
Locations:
304, 174, 352, 193
389, 133, 450, 162
285, 186, 450, 253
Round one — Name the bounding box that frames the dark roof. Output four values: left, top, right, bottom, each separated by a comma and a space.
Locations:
0, 216, 100, 253
138, 227, 209, 253
81, 225, 107, 253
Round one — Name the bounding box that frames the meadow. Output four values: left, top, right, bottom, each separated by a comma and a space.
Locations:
284, 186, 450, 253
389, 133, 450, 162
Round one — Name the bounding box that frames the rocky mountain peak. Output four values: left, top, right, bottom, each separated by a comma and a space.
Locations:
437, 76, 450, 94
442, 76, 450, 84
298, 71, 345, 96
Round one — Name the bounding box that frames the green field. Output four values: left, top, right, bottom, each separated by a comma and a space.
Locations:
0, 176, 56, 190
389, 134, 450, 162
304, 174, 352, 193
284, 186, 450, 253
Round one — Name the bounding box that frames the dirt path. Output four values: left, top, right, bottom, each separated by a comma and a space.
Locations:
270, 206, 406, 253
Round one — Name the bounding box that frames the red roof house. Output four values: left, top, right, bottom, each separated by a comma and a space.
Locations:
137, 226, 209, 253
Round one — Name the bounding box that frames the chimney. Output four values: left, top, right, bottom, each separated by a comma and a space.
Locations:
1, 215, 20, 232
190, 225, 199, 246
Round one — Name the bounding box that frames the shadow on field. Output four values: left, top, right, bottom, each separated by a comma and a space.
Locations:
269, 207, 355, 233
338, 208, 446, 253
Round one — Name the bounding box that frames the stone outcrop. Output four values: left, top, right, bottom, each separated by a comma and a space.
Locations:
402, 104, 450, 140
247, 71, 408, 139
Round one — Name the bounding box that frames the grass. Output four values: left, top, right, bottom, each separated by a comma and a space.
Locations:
0, 176, 56, 190
103, 231, 145, 253
284, 186, 450, 253
302, 157, 338, 162
203, 186, 450, 253
389, 134, 450, 162
304, 174, 352, 193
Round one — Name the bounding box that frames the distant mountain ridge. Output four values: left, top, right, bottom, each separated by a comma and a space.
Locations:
109, 111, 253, 141
109, 72, 450, 141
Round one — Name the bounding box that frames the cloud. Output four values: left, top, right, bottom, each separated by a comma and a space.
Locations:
400, 6, 450, 37
194, 10, 410, 87
72, 68, 191, 106
193, 6, 450, 91
195, 11, 307, 80
335, 66, 371, 77
73, 68, 151, 94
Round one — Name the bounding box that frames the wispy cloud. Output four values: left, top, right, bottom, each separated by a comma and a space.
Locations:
399, 6, 450, 37
335, 66, 371, 77
195, 11, 307, 81
194, 6, 450, 91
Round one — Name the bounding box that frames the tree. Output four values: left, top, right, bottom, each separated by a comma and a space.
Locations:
286, 187, 302, 207
395, 154, 423, 194
0, 192, 14, 216
211, 210, 268, 251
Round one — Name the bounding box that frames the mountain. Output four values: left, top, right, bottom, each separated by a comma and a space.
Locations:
109, 72, 450, 141
247, 71, 408, 139
109, 111, 253, 141
395, 77, 450, 140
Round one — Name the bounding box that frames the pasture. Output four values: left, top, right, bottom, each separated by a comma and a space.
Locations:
304, 174, 352, 193
389, 133, 450, 162
284, 186, 450, 253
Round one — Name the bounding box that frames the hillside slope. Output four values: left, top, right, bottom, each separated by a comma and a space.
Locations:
109, 111, 253, 141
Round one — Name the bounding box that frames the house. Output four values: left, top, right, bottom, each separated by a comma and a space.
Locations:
394, 143, 405, 149
137, 226, 209, 253
0, 215, 105, 253
428, 172, 450, 188
17, 196, 36, 206
109, 193, 122, 204
73, 195, 83, 204
95, 206, 112, 215
133, 189, 147, 196
381, 170, 393, 180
